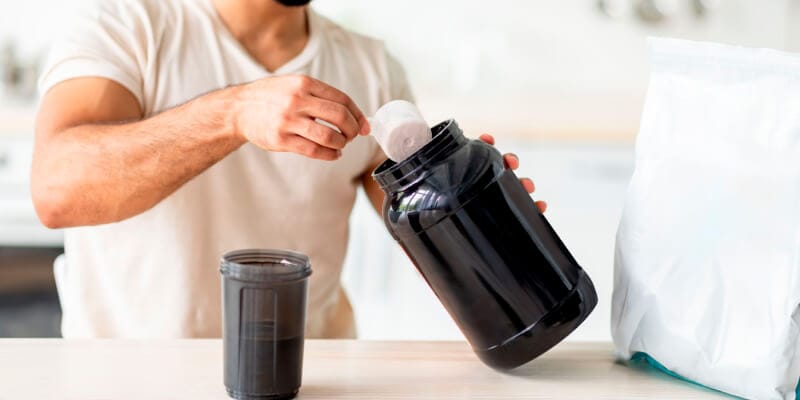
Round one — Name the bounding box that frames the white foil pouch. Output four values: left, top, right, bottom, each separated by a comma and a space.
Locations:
612, 38, 800, 400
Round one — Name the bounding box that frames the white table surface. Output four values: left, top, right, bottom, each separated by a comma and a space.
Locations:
0, 340, 728, 399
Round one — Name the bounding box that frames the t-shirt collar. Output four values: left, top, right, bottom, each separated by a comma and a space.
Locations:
205, 0, 322, 75
272, 9, 320, 75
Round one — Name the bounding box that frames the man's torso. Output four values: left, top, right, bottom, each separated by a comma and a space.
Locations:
44, 0, 402, 338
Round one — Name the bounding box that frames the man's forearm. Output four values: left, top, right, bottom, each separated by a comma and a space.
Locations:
33, 73, 371, 228
362, 159, 387, 215
32, 87, 246, 228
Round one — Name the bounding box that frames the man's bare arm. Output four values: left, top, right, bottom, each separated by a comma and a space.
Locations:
33, 75, 369, 228
362, 158, 386, 216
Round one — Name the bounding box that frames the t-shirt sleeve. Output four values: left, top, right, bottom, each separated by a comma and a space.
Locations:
38, 0, 147, 109
386, 50, 415, 104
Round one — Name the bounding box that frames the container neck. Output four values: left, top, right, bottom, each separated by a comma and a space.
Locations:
373, 119, 467, 193
220, 249, 312, 282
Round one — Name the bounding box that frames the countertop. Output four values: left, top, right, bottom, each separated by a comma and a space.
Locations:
0, 340, 727, 399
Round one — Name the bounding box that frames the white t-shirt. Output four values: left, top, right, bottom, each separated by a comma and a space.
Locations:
39, 0, 412, 338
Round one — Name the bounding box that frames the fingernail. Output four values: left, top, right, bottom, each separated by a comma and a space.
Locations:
360, 119, 371, 135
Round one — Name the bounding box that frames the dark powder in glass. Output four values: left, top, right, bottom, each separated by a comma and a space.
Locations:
225, 321, 304, 400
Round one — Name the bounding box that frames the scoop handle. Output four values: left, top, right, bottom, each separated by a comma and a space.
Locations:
367, 117, 383, 140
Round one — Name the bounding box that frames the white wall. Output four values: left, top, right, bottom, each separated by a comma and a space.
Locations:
2, 0, 794, 139
313, 0, 792, 140
1, 0, 794, 138
0, 0, 73, 60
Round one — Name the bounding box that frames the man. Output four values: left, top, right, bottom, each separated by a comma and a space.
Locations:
32, 0, 545, 338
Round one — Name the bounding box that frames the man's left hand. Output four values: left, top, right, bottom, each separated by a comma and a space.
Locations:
479, 134, 547, 213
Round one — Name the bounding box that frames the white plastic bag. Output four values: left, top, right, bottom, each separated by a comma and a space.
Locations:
612, 38, 800, 400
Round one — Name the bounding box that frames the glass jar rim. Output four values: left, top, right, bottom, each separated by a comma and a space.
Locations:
220, 249, 312, 282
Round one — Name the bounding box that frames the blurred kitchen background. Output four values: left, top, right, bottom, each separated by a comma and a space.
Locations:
0, 0, 797, 339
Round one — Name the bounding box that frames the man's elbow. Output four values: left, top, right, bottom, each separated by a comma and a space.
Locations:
32, 196, 70, 230
31, 179, 73, 229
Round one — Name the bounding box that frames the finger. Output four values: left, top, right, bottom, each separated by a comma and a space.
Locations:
284, 134, 341, 161
535, 200, 547, 213
295, 118, 347, 149
300, 97, 360, 140
304, 77, 369, 135
520, 177, 535, 193
479, 133, 495, 145
503, 153, 519, 170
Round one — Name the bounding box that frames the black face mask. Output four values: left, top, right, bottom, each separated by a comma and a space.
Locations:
274, 0, 311, 6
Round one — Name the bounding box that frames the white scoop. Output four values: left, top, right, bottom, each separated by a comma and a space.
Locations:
369, 100, 432, 162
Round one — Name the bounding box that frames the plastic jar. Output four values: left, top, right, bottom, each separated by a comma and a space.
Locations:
373, 119, 597, 369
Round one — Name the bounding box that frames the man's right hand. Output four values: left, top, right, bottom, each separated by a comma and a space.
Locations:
231, 75, 371, 161
33, 74, 370, 228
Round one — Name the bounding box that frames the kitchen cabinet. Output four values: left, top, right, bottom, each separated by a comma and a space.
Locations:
0, 247, 62, 337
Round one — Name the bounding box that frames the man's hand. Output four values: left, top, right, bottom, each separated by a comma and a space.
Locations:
479, 133, 547, 213
233, 75, 370, 161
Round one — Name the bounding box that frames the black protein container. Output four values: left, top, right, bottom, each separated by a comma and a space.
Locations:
373, 119, 597, 370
